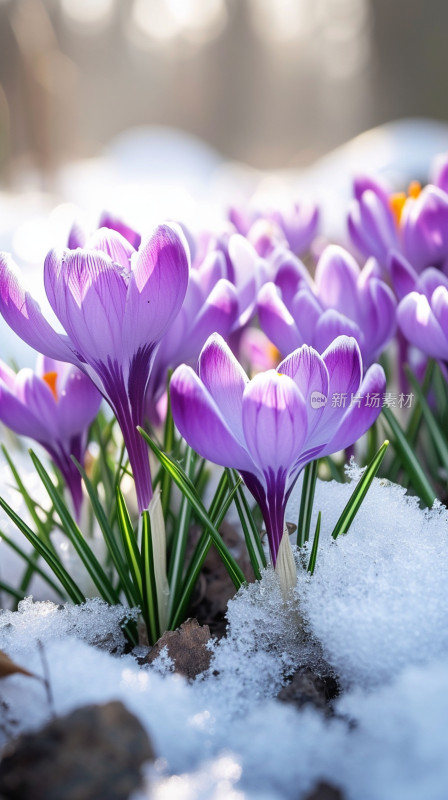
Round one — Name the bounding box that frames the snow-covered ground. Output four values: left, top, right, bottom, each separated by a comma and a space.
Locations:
0, 456, 447, 800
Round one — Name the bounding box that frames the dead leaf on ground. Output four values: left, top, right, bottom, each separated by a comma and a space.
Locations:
145, 618, 212, 679
0, 650, 35, 680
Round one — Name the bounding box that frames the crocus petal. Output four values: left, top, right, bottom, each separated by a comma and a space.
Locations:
398, 292, 448, 359
258, 282, 302, 356
0, 380, 48, 441
348, 191, 397, 265
197, 250, 227, 296
242, 370, 308, 476
67, 221, 86, 249
228, 234, 267, 326
44, 248, 128, 365
87, 228, 135, 271
290, 290, 322, 344
322, 363, 386, 455
315, 245, 360, 318
99, 211, 141, 250
314, 309, 363, 357
57, 367, 102, 437
184, 280, 238, 363
389, 251, 418, 300
360, 280, 397, 363
278, 345, 329, 401
0, 359, 16, 389
431, 285, 448, 332
402, 186, 448, 273
0, 254, 76, 363
314, 336, 363, 445
273, 251, 310, 305
278, 345, 329, 440
124, 223, 190, 354
353, 174, 390, 205
198, 332, 249, 445
17, 370, 61, 435
419, 267, 448, 298
170, 364, 256, 473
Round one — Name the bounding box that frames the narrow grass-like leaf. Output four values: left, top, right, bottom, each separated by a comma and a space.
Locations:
323, 456, 345, 482
307, 511, 321, 575
0, 580, 25, 602
139, 428, 246, 590
170, 475, 242, 630
297, 459, 318, 547
332, 440, 389, 539
141, 510, 160, 644
168, 446, 195, 619
161, 375, 175, 520
388, 359, 434, 483
0, 497, 85, 603
92, 416, 116, 505
72, 457, 139, 607
231, 469, 266, 567
433, 362, 448, 423
225, 469, 264, 579
405, 366, 448, 474
116, 487, 143, 598
382, 408, 436, 507
1, 446, 54, 550
0, 529, 64, 597
29, 450, 120, 604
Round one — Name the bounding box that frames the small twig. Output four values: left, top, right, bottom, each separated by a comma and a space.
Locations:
36, 640, 55, 716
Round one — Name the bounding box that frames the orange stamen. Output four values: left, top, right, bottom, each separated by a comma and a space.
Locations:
407, 180, 422, 199
267, 342, 281, 366
43, 371, 58, 401
389, 192, 406, 226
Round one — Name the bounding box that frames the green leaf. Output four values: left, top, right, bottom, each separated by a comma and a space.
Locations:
170, 472, 243, 630
226, 469, 265, 579
116, 487, 143, 599
0, 528, 64, 598
0, 579, 25, 602
307, 511, 321, 575
138, 428, 246, 590
332, 440, 390, 539
382, 408, 437, 507
297, 459, 318, 547
72, 457, 139, 607
387, 359, 434, 483
1, 446, 55, 550
29, 450, 120, 605
141, 510, 160, 644
0, 496, 85, 604
167, 446, 195, 620
405, 366, 448, 474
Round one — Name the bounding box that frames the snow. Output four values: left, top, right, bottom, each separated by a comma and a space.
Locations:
0, 462, 448, 799
289, 464, 448, 687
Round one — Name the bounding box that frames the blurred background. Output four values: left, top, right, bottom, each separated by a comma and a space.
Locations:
1, 0, 448, 185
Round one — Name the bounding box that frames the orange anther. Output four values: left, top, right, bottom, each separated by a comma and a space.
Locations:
407, 180, 422, 199
42, 371, 58, 401
389, 192, 406, 225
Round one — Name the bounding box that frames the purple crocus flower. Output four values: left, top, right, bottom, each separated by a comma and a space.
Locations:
348, 165, 448, 276
170, 332, 385, 570
0, 356, 101, 518
0, 224, 190, 512
145, 248, 239, 424
348, 174, 401, 268
229, 198, 319, 257
67, 212, 141, 251
258, 245, 396, 367
397, 270, 448, 364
